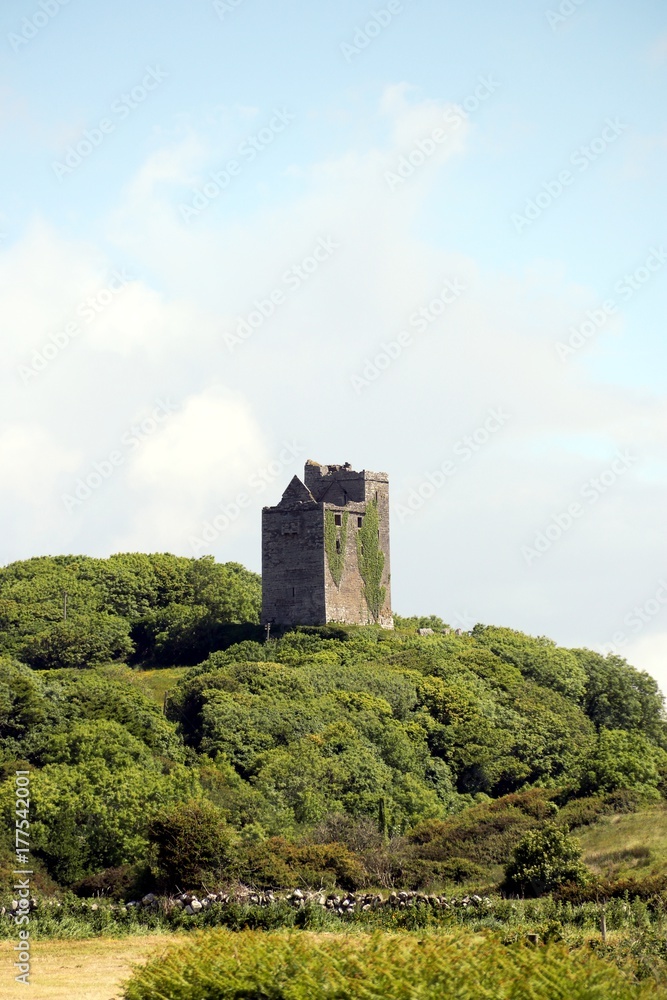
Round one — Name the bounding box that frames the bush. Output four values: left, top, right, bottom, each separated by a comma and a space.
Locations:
242, 838, 367, 890
394, 857, 486, 889
123, 928, 658, 1000
71, 864, 149, 900
147, 800, 239, 890
504, 823, 591, 896
408, 790, 557, 869
20, 613, 133, 669
558, 789, 642, 831
555, 871, 667, 904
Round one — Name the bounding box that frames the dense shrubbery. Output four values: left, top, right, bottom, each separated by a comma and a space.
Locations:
0, 553, 666, 900
0, 553, 261, 667
122, 928, 661, 1000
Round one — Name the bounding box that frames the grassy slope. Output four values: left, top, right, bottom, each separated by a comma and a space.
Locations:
97, 664, 189, 708
578, 803, 667, 880
0, 935, 187, 1000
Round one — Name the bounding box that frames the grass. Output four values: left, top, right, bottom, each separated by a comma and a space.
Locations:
127, 666, 189, 707
579, 803, 667, 879
97, 663, 188, 708
0, 934, 186, 1000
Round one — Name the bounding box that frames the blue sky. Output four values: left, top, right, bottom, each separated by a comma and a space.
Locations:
1, 0, 666, 683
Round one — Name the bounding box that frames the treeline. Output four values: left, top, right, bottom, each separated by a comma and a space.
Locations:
0, 554, 261, 668
0, 554, 665, 898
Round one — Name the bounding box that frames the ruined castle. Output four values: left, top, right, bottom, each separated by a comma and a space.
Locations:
261, 461, 393, 629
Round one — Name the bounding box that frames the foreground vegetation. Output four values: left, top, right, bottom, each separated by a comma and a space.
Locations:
122, 928, 667, 1000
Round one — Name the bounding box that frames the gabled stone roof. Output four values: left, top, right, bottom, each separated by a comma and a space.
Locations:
277, 475, 316, 508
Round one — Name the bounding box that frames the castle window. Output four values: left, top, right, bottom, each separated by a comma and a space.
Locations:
334, 513, 342, 526
357, 517, 363, 528
336, 539, 341, 553
292, 587, 295, 598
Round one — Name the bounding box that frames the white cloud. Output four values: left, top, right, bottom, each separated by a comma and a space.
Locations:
115, 387, 269, 551
623, 632, 667, 695
0, 425, 80, 558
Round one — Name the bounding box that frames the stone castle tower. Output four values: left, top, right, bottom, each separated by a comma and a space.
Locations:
262, 460, 393, 629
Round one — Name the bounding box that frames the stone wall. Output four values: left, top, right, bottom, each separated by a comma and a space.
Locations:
261, 505, 326, 627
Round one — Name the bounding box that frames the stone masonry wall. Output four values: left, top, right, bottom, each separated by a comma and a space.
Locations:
323, 471, 392, 628
261, 505, 325, 627
262, 463, 393, 629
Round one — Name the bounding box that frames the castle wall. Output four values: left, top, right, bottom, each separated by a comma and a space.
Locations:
323, 472, 392, 628
261, 506, 325, 627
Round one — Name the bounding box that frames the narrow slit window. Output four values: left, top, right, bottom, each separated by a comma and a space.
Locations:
336, 539, 341, 553
357, 517, 363, 528
334, 513, 342, 526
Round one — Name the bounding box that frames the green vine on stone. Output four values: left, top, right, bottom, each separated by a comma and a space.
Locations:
356, 500, 386, 622
325, 510, 348, 587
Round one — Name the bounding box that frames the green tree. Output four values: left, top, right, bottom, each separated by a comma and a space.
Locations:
573, 648, 666, 744
504, 823, 590, 896
147, 799, 239, 889
580, 728, 667, 796
472, 625, 587, 701
19, 613, 133, 669
0, 759, 201, 884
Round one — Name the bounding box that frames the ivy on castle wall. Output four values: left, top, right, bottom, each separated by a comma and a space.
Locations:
325, 510, 348, 587
356, 500, 386, 623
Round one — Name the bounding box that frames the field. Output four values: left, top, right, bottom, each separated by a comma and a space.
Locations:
0, 934, 186, 1000
580, 803, 667, 879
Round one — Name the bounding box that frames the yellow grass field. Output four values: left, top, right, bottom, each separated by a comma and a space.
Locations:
0, 934, 186, 1000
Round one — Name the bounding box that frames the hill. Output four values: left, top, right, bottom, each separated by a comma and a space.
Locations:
0, 552, 666, 901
